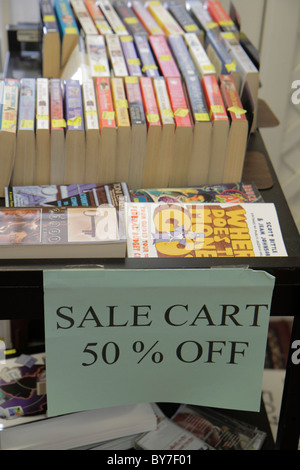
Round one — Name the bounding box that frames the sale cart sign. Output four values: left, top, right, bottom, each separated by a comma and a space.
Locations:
43, 268, 275, 417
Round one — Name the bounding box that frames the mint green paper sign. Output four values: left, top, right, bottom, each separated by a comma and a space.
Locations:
43, 268, 275, 417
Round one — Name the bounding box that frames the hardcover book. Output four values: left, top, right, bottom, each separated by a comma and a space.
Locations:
111, 77, 131, 183
82, 79, 100, 184
0, 79, 19, 197
166, 77, 193, 187
148, 35, 181, 78
147, 0, 184, 36
84, 0, 113, 35
201, 74, 229, 184
70, 0, 98, 35
95, 77, 117, 184
113, 1, 148, 36
86, 34, 110, 78
40, 0, 61, 78
133, 35, 160, 78
64, 79, 86, 184
54, 0, 79, 68
98, 0, 128, 35
131, 0, 164, 35
124, 76, 147, 188
153, 77, 175, 187
184, 74, 212, 186
120, 36, 143, 77
140, 77, 162, 188
36, 78, 51, 185
0, 206, 125, 259
105, 34, 128, 77
125, 202, 288, 258
50, 79, 65, 185
13, 78, 36, 187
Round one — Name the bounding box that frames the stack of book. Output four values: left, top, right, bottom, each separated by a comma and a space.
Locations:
4, 0, 261, 196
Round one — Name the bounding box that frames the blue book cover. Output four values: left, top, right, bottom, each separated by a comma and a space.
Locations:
134, 35, 160, 77
167, 34, 197, 79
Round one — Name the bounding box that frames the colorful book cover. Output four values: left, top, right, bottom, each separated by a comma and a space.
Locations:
84, 0, 113, 34
166, 77, 192, 128
166, 0, 201, 34
105, 34, 128, 77
147, 0, 184, 36
94, 77, 116, 131
113, 1, 148, 36
17, 78, 36, 133
70, 0, 98, 35
54, 0, 79, 36
0, 79, 19, 133
40, 0, 60, 34
134, 35, 160, 78
153, 77, 174, 126
140, 77, 161, 129
184, 74, 210, 124
124, 76, 146, 126
129, 183, 263, 204
148, 35, 181, 78
184, 32, 216, 77
201, 74, 228, 123
205, 29, 237, 75
86, 34, 110, 77
36, 78, 50, 132
131, 0, 164, 35
188, 1, 219, 33
125, 202, 288, 258
167, 34, 197, 79
206, 0, 239, 35
219, 74, 247, 123
65, 79, 84, 131
82, 79, 99, 131
120, 36, 143, 77
111, 77, 130, 128
220, 32, 259, 74
50, 79, 65, 131
98, 0, 128, 35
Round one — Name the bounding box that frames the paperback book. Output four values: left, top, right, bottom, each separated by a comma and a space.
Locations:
166, 0, 202, 35
134, 34, 160, 78
120, 35, 143, 77
70, 0, 98, 35
49, 78, 65, 185
149, 35, 181, 78
54, 0, 79, 68
147, 0, 184, 36
85, 34, 110, 78
106, 34, 128, 77
125, 202, 287, 258
167, 33, 197, 79
40, 0, 61, 78
84, 0, 113, 35
131, 1, 164, 35
36, 78, 51, 185
98, 0, 128, 36
113, 0, 148, 36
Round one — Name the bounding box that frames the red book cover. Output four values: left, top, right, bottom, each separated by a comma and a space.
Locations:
50, 79, 65, 130
201, 75, 228, 123
219, 74, 247, 122
205, 0, 238, 32
148, 35, 180, 78
140, 77, 161, 129
131, 0, 164, 35
166, 77, 192, 128
94, 77, 116, 131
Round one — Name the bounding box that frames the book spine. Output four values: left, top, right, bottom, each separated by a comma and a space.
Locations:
36, 78, 50, 131
18, 78, 36, 132
120, 36, 142, 77
184, 32, 216, 77
221, 32, 258, 73
167, 1, 201, 34
54, 0, 79, 36
134, 35, 160, 78
131, 0, 164, 35
201, 74, 228, 122
219, 74, 246, 121
40, 0, 59, 34
206, 0, 239, 35
113, 1, 148, 36
111, 77, 130, 128
106, 34, 128, 77
147, 0, 184, 36
166, 77, 192, 128
184, 74, 210, 123
97, 0, 128, 35
64, 79, 85, 131
82, 79, 99, 130
148, 35, 180, 78
83, 0, 113, 34
189, 2, 219, 33
70, 0, 98, 35
140, 77, 161, 129
94, 77, 116, 131
167, 34, 197, 79
124, 76, 146, 126
50, 79, 65, 130
0, 79, 19, 133
153, 77, 174, 126
0, 80, 4, 125
86, 34, 110, 77
205, 29, 237, 74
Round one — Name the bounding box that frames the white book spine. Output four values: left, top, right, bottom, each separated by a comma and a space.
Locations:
184, 32, 216, 77
106, 34, 128, 77
82, 79, 99, 130
36, 78, 50, 130
70, 0, 98, 35
86, 34, 110, 77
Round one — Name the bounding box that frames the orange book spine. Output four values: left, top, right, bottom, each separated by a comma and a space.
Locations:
219, 74, 247, 122
201, 75, 228, 122
166, 77, 192, 128
148, 35, 180, 78
131, 1, 164, 35
147, 0, 183, 35
94, 77, 116, 130
84, 0, 112, 34
50, 79, 65, 130
139, 77, 161, 129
